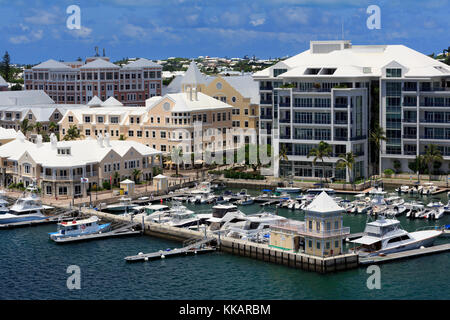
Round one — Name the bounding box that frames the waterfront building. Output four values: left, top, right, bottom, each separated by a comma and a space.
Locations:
0, 90, 86, 138
59, 78, 234, 161
23, 56, 162, 106
0, 132, 162, 198
253, 40, 450, 180
166, 61, 260, 145
270, 192, 349, 256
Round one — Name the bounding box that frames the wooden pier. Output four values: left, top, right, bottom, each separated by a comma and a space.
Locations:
359, 243, 450, 265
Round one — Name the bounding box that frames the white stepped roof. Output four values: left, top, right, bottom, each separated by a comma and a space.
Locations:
147, 92, 232, 112
181, 61, 206, 85
221, 75, 260, 104
0, 90, 54, 106
123, 58, 161, 69
254, 43, 450, 78
0, 137, 161, 168
32, 59, 72, 70
306, 191, 344, 214
101, 96, 123, 107
80, 59, 119, 69
87, 96, 103, 106
0, 127, 21, 140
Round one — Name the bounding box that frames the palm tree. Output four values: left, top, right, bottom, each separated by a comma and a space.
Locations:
336, 152, 356, 187
113, 171, 120, 187
20, 119, 34, 137
278, 144, 289, 178
48, 121, 57, 133
423, 144, 443, 180
307, 141, 332, 185
63, 125, 84, 141
132, 169, 142, 183
34, 122, 43, 134
369, 124, 387, 176
171, 146, 183, 177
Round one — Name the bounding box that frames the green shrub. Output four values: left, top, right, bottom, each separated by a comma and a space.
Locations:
102, 181, 111, 190
384, 168, 395, 176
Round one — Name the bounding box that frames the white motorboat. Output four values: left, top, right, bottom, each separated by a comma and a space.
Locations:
236, 196, 254, 206
395, 185, 410, 194
421, 182, 437, 195
189, 182, 212, 195
423, 208, 445, 220
306, 188, 335, 196
275, 187, 302, 193
351, 200, 371, 214
105, 197, 137, 213
207, 204, 247, 231
0, 193, 53, 224
49, 216, 111, 241
444, 201, 450, 214
385, 205, 407, 217
226, 212, 287, 241
369, 187, 386, 195
350, 215, 442, 257
384, 196, 405, 206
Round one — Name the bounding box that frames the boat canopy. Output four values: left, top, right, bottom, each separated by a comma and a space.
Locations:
350, 236, 380, 245
262, 189, 272, 192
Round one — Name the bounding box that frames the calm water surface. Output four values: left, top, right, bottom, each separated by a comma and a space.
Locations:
0, 188, 449, 300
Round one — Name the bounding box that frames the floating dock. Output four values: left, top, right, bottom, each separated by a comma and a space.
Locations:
359, 243, 450, 265
52, 222, 142, 244
124, 237, 216, 262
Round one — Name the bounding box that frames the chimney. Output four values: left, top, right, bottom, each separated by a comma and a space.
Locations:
36, 135, 43, 147
104, 132, 111, 147
97, 133, 104, 148
50, 133, 57, 149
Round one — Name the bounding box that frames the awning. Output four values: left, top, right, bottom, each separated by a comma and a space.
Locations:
350, 236, 380, 245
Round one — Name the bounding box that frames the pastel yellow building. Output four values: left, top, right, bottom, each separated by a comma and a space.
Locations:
270, 192, 350, 257
166, 61, 260, 145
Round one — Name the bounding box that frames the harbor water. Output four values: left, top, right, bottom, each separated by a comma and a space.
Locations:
1, 188, 449, 300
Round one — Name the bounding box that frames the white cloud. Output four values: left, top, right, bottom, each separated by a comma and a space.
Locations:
250, 14, 266, 26
9, 29, 43, 44
122, 24, 147, 38
67, 26, 93, 39
24, 9, 60, 25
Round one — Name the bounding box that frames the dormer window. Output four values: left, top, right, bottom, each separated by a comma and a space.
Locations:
304, 68, 321, 75
28, 114, 33, 120
386, 68, 402, 78
57, 147, 71, 155
273, 69, 287, 77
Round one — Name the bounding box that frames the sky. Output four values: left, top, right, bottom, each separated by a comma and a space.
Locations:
0, 0, 449, 64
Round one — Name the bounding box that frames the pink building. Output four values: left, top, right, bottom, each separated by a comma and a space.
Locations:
23, 57, 162, 106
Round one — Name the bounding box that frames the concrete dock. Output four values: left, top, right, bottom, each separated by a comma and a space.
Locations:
80, 207, 359, 274
359, 243, 450, 265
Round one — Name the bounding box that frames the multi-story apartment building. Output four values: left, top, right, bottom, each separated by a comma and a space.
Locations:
0, 132, 162, 197
59, 78, 234, 162
23, 57, 162, 106
253, 40, 450, 181
167, 62, 260, 145
0, 90, 86, 135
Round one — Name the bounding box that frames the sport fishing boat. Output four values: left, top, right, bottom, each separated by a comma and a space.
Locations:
350, 215, 442, 257
0, 193, 53, 225
207, 204, 247, 231
105, 197, 137, 213
48, 216, 111, 241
